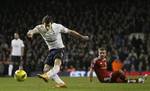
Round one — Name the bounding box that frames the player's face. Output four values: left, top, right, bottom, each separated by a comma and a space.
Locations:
14, 33, 19, 39
44, 22, 52, 30
98, 50, 106, 59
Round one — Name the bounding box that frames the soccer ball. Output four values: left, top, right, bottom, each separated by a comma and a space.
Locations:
14, 69, 27, 81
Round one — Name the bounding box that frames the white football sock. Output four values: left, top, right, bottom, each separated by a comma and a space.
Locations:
138, 78, 144, 83
51, 74, 65, 84
127, 79, 136, 83
19, 65, 23, 70
8, 64, 13, 76
47, 65, 60, 78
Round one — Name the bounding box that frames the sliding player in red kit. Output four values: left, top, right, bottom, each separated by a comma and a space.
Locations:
89, 48, 147, 83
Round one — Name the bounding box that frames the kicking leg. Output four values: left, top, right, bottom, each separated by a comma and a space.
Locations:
37, 58, 61, 82
47, 58, 61, 77
51, 74, 67, 88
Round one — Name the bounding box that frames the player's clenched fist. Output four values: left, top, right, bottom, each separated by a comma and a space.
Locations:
82, 36, 89, 40
27, 30, 33, 38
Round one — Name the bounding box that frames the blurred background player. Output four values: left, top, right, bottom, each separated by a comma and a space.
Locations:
89, 48, 147, 83
27, 15, 89, 88
8, 32, 24, 76
112, 58, 123, 72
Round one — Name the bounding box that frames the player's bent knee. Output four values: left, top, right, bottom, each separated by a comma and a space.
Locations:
43, 64, 50, 73
52, 64, 61, 74
54, 58, 62, 66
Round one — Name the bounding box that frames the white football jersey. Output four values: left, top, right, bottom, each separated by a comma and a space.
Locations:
11, 39, 24, 56
33, 23, 69, 50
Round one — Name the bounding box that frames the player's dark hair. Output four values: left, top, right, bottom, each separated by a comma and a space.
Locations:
98, 47, 106, 51
14, 32, 19, 35
42, 15, 53, 24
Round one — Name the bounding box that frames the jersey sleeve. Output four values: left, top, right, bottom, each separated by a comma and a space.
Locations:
59, 24, 70, 33
91, 58, 97, 68
29, 25, 42, 34
21, 40, 24, 47
11, 40, 13, 47
33, 25, 41, 32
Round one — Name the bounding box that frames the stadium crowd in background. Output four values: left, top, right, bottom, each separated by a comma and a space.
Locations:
0, 0, 150, 76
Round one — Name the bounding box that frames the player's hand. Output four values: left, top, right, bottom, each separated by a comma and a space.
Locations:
82, 36, 89, 40
90, 77, 93, 82
27, 31, 33, 38
89, 71, 93, 82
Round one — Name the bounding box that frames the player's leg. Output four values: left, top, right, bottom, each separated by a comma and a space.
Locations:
126, 78, 139, 83
113, 71, 148, 83
94, 71, 111, 83
47, 58, 62, 77
8, 56, 14, 76
51, 74, 67, 88
37, 58, 61, 82
9, 56, 20, 76
37, 64, 51, 82
111, 71, 148, 83
127, 74, 148, 83
46, 58, 66, 88
37, 49, 56, 82
48, 58, 66, 87
118, 71, 128, 83
38, 48, 66, 87
111, 71, 127, 83
8, 62, 13, 76
38, 58, 66, 86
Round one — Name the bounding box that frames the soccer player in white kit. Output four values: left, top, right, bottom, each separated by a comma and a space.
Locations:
9, 32, 24, 76
27, 15, 89, 88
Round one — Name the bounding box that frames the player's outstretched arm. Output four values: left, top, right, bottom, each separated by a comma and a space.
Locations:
27, 28, 39, 38
68, 30, 89, 40
89, 59, 96, 82
89, 68, 93, 82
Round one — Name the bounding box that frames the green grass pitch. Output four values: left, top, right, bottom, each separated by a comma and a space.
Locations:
0, 76, 149, 91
